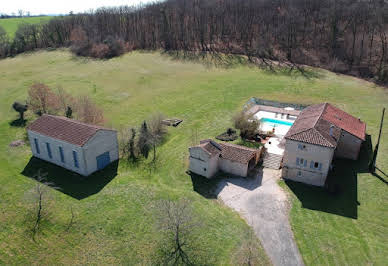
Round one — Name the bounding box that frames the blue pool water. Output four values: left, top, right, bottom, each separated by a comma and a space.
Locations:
261, 118, 294, 126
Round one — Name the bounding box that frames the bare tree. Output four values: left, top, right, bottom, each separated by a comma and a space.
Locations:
27, 83, 60, 115
56, 87, 75, 117
74, 95, 104, 125
148, 113, 168, 162
156, 199, 201, 265
25, 170, 54, 241
233, 228, 266, 266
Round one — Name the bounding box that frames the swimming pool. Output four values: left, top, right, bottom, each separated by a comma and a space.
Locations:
261, 118, 294, 127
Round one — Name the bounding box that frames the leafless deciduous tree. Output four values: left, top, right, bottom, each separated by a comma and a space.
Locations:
233, 229, 266, 266
27, 83, 60, 115
25, 170, 54, 241
74, 95, 105, 125
156, 199, 202, 265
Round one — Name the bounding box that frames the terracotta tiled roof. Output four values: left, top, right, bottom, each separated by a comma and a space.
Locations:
322, 103, 366, 140
285, 103, 365, 147
27, 115, 115, 146
196, 140, 259, 164
219, 142, 258, 164
199, 140, 222, 156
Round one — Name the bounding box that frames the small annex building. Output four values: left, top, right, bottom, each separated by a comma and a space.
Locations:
27, 115, 119, 176
189, 139, 261, 178
282, 103, 366, 186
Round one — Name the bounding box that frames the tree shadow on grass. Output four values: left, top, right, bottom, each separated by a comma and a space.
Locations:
9, 119, 27, 127
21, 157, 118, 200
284, 135, 373, 219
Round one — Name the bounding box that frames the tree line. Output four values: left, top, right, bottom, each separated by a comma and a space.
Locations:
2, 0, 388, 82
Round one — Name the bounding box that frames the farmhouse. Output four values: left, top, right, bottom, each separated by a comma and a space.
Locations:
189, 139, 261, 178
282, 103, 366, 186
27, 115, 119, 176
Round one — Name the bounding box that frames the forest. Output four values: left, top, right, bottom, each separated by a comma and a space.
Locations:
1, 0, 388, 83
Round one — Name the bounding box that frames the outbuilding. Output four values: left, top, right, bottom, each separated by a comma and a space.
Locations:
27, 115, 119, 176
189, 139, 261, 178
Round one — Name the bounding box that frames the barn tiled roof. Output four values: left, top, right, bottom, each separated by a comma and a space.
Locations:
322, 103, 366, 140
285, 103, 365, 147
199, 140, 222, 156
219, 142, 258, 164
197, 140, 258, 164
27, 115, 115, 146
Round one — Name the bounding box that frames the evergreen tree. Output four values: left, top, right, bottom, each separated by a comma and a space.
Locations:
138, 121, 151, 159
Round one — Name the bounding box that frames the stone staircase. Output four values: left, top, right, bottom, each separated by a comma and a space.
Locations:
263, 152, 283, 169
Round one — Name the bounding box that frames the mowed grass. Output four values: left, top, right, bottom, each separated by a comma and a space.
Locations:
0, 50, 387, 265
0, 16, 53, 37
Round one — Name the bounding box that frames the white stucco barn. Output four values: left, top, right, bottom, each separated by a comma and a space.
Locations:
189, 139, 261, 178
282, 103, 366, 187
27, 115, 119, 176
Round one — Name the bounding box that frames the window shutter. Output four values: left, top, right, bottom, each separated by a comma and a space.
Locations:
304, 159, 307, 167
310, 161, 314, 169
319, 163, 322, 170
34, 138, 40, 154
296, 158, 300, 165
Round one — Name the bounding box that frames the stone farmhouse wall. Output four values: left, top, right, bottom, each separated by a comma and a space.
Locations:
335, 130, 362, 160
282, 139, 335, 186
189, 147, 219, 178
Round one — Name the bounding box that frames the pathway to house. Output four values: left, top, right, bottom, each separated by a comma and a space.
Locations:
215, 168, 304, 266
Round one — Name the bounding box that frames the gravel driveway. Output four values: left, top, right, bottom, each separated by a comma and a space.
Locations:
215, 168, 304, 266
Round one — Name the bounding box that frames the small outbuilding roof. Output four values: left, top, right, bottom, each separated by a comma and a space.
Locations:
27, 115, 115, 146
285, 103, 366, 147
196, 139, 258, 164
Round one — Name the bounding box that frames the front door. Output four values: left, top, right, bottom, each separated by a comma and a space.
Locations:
96, 152, 111, 170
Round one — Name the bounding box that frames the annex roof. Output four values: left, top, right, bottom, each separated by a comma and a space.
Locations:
27, 114, 115, 147
196, 140, 258, 164
285, 103, 365, 147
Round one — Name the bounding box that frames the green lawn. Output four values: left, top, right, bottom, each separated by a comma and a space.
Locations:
0, 50, 387, 265
0, 16, 53, 38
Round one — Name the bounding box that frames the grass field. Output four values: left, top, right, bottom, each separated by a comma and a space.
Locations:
0, 50, 387, 265
0, 16, 53, 37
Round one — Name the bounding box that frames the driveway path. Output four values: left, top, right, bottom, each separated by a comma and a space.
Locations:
215, 168, 304, 266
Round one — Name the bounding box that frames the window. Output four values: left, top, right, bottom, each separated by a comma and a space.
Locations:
46, 143, 52, 159
204, 168, 207, 171
59, 147, 65, 163
314, 162, 319, 168
298, 171, 302, 177
310, 161, 322, 170
34, 138, 40, 154
73, 151, 79, 168
297, 157, 307, 167
298, 144, 306, 150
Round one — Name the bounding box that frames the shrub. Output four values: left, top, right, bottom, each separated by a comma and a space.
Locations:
90, 43, 110, 59
233, 111, 260, 140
